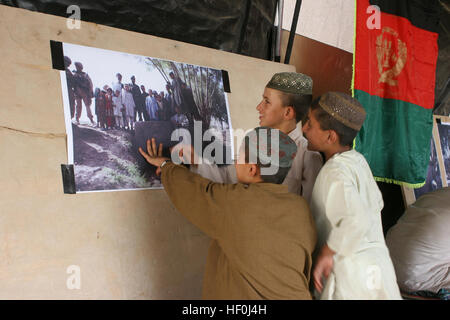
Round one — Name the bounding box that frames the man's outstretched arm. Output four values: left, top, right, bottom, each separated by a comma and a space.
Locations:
139, 138, 231, 240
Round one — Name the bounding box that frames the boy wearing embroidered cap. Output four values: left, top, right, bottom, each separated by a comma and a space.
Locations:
192, 72, 323, 205
139, 128, 317, 299
302, 92, 401, 300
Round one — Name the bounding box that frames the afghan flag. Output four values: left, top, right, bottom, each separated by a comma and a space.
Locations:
353, 0, 440, 187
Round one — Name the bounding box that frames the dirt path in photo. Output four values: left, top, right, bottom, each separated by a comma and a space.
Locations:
72, 124, 160, 192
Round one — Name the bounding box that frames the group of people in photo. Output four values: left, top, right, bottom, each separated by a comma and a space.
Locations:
64, 56, 201, 132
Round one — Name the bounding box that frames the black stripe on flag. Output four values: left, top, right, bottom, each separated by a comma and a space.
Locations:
369, 0, 440, 33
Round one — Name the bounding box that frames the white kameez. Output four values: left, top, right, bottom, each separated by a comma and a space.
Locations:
310, 149, 401, 300
112, 95, 123, 117
190, 126, 323, 203
284, 126, 323, 204
122, 91, 135, 117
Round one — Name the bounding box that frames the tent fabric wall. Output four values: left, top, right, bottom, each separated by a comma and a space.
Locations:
0, 0, 277, 60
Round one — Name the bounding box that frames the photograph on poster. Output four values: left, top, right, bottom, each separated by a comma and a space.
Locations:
437, 120, 449, 186
413, 137, 443, 200
59, 42, 233, 193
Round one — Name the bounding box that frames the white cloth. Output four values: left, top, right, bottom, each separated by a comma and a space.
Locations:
386, 187, 450, 294
310, 149, 401, 300
115, 115, 124, 127
283, 126, 323, 204
145, 95, 159, 120
171, 113, 189, 128
112, 95, 123, 117
112, 81, 123, 93
190, 126, 322, 204
122, 90, 135, 117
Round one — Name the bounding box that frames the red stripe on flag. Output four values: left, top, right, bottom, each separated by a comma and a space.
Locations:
354, 0, 438, 109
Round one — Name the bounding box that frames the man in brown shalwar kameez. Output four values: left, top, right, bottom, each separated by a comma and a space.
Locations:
139, 127, 317, 300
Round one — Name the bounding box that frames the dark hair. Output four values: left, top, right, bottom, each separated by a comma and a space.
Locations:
260, 166, 290, 184
278, 92, 312, 123
64, 56, 72, 67
310, 97, 358, 147
243, 136, 290, 184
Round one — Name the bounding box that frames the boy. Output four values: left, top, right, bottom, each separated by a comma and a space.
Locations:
122, 84, 136, 131
139, 128, 317, 299
192, 72, 323, 204
302, 92, 401, 299
112, 89, 124, 129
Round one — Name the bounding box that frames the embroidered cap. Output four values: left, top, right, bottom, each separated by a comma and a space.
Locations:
266, 72, 313, 95
241, 127, 297, 168
318, 92, 366, 131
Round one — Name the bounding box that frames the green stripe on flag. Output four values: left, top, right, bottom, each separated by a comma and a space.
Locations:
354, 90, 433, 187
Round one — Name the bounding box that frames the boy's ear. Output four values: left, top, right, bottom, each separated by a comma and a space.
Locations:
249, 164, 260, 177
283, 105, 296, 120
328, 130, 339, 145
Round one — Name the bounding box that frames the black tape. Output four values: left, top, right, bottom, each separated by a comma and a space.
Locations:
221, 70, 231, 93
61, 164, 76, 194
50, 40, 65, 70
436, 118, 441, 124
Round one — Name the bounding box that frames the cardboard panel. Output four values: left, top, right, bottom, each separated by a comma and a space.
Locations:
0, 5, 294, 299
280, 30, 354, 98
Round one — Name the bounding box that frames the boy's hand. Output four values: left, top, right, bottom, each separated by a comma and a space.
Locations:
313, 244, 335, 293
139, 138, 169, 175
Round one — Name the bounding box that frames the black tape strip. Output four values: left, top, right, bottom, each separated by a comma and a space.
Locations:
436, 118, 441, 124
61, 164, 76, 194
50, 40, 65, 70
221, 70, 231, 93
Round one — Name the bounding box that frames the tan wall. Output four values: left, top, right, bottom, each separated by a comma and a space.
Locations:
282, 0, 354, 53
280, 30, 354, 98
0, 5, 294, 299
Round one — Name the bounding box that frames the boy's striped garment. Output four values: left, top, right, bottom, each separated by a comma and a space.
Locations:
352, 0, 440, 187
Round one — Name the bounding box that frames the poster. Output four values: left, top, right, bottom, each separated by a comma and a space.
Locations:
59, 42, 233, 193
413, 137, 443, 200
437, 119, 450, 186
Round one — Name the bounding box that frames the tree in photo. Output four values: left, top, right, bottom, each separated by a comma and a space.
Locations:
144, 58, 228, 130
